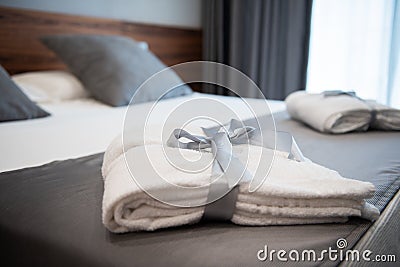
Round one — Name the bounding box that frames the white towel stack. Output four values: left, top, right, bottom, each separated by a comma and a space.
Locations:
101, 133, 379, 233
285, 91, 400, 133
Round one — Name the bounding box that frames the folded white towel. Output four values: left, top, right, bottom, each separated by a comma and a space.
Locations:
285, 91, 400, 133
102, 139, 379, 232
367, 100, 400, 130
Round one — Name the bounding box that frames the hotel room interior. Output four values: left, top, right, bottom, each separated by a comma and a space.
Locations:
0, 0, 399, 266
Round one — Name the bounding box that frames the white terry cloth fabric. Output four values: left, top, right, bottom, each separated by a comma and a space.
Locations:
102, 139, 379, 233
367, 101, 400, 131
285, 91, 400, 133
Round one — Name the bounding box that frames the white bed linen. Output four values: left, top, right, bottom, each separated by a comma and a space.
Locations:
0, 93, 285, 172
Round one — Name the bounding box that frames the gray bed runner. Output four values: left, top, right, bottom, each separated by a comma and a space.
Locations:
0, 112, 399, 266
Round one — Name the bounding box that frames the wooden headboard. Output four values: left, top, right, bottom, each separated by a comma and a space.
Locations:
0, 7, 202, 74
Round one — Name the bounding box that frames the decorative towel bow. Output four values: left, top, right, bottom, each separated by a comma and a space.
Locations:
322, 90, 357, 98
167, 120, 256, 187
167, 119, 307, 221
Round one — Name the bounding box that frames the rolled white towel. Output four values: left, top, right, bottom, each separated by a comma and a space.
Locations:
102, 144, 379, 233
367, 101, 400, 130
285, 91, 371, 133
285, 91, 400, 133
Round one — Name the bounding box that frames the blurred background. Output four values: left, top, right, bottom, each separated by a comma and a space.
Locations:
1, 0, 398, 107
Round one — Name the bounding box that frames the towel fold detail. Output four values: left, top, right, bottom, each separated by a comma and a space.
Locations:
101, 119, 380, 232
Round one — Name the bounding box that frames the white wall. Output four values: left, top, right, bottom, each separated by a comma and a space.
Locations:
0, 0, 202, 29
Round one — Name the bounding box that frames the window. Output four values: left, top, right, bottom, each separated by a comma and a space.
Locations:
307, 0, 399, 107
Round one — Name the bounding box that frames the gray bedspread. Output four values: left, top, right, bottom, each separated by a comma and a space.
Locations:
0, 112, 399, 267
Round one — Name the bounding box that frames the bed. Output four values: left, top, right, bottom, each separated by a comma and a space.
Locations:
0, 7, 399, 267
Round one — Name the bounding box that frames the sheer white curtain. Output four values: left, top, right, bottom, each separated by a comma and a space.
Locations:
306, 0, 400, 108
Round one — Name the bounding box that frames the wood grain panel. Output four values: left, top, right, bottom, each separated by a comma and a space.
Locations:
0, 7, 202, 74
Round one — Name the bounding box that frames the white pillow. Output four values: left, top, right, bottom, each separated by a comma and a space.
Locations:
12, 70, 89, 103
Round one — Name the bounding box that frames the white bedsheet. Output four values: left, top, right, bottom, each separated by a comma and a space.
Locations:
0, 93, 285, 172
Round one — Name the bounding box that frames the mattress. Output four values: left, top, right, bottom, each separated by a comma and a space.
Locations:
0, 93, 285, 172
1, 111, 399, 266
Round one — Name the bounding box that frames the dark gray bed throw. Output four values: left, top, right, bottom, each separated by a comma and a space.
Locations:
0, 112, 399, 267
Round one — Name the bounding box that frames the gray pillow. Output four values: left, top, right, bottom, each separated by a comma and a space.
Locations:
41, 35, 192, 107
0, 65, 50, 122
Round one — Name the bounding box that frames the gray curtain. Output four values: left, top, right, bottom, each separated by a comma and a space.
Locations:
202, 0, 313, 99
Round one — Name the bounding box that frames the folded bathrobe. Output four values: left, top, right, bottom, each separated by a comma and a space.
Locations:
102, 129, 379, 233
285, 90, 400, 133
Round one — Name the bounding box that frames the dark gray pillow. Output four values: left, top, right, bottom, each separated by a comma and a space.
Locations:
41, 35, 192, 107
0, 65, 50, 122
